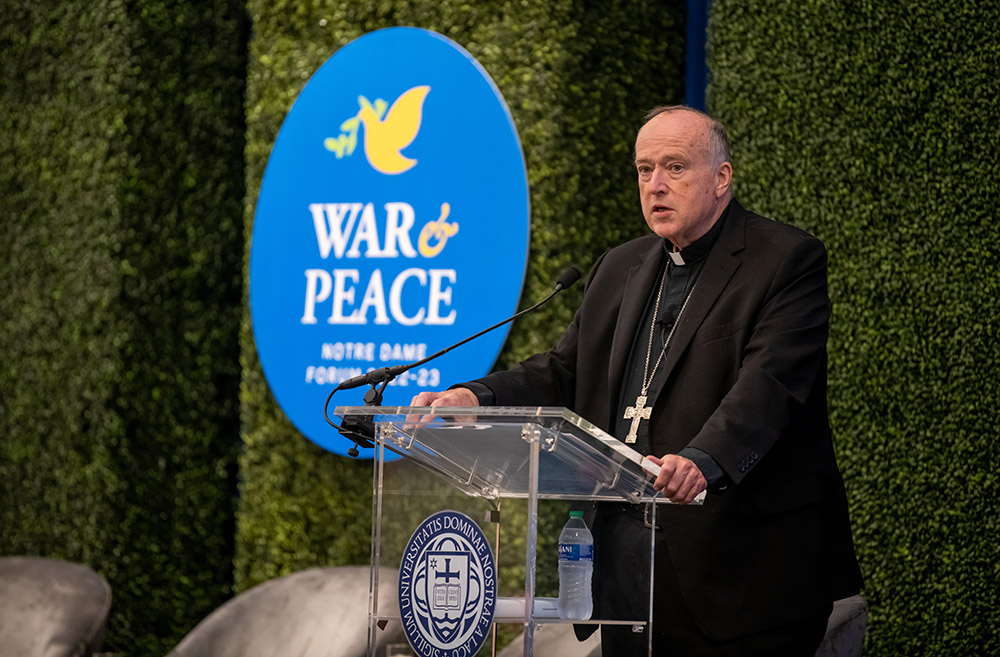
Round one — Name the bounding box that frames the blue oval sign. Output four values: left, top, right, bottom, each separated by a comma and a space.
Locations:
249, 28, 530, 455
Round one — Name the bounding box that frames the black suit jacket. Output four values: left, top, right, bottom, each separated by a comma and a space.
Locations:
474, 200, 863, 640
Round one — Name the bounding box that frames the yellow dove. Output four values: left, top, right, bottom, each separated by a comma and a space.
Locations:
357, 85, 430, 175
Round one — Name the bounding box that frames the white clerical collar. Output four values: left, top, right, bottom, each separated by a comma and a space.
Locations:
663, 206, 730, 267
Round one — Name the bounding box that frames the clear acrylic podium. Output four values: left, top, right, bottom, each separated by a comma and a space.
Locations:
336, 406, 697, 657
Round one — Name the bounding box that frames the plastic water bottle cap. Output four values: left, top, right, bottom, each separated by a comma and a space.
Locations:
569, 510, 583, 518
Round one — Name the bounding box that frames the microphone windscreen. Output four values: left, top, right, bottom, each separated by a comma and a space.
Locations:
555, 266, 582, 291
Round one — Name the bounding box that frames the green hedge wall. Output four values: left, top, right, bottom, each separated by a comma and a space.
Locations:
237, 0, 686, 601
0, 1, 247, 654
708, 1, 999, 654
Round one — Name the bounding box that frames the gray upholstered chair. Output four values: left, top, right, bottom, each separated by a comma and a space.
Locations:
0, 556, 112, 657
166, 565, 403, 657
815, 595, 868, 657
497, 622, 602, 657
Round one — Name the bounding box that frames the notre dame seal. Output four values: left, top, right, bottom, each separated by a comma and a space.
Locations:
398, 510, 496, 656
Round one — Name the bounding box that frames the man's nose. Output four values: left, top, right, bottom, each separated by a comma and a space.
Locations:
649, 167, 670, 192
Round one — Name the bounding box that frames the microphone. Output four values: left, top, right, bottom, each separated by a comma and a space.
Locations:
325, 266, 583, 455
554, 266, 582, 291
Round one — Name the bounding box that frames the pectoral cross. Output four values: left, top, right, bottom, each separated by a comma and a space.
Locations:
624, 394, 652, 444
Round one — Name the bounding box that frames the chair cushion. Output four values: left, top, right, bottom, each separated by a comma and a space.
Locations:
167, 566, 402, 657
0, 556, 112, 657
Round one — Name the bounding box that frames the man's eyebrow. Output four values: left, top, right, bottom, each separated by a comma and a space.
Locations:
634, 153, 687, 166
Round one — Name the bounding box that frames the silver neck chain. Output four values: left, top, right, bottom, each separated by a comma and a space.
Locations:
640, 266, 696, 395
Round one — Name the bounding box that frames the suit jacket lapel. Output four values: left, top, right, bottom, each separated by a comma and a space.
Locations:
607, 237, 664, 418
660, 202, 747, 381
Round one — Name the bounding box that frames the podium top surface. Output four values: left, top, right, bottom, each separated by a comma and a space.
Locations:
334, 406, 693, 504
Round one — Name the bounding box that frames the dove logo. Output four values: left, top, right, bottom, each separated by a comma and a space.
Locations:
249, 27, 530, 456
325, 86, 430, 174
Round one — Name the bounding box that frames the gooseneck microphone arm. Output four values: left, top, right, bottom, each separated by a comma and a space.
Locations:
323, 266, 582, 456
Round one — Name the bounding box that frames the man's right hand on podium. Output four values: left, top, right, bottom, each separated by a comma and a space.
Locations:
408, 387, 479, 425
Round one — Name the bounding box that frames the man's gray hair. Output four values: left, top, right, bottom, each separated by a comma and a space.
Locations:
641, 105, 731, 168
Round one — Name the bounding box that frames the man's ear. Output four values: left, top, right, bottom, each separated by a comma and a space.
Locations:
716, 161, 733, 198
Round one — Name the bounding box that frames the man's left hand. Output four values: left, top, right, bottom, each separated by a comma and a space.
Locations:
647, 454, 707, 504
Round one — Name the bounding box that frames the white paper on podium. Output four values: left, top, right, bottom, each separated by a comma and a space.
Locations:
495, 596, 561, 621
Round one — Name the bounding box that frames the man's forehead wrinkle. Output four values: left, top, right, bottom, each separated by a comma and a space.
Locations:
637, 129, 708, 154
635, 138, 698, 165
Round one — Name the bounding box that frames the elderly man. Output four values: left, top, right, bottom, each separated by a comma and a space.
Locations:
412, 106, 862, 656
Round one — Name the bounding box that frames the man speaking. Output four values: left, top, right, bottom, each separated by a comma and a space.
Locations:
411, 106, 863, 656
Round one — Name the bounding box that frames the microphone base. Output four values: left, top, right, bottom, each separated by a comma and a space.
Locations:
338, 415, 375, 452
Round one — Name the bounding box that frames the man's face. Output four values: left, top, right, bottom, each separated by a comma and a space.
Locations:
634, 111, 732, 249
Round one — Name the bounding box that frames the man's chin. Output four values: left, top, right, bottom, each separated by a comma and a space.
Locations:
646, 219, 679, 242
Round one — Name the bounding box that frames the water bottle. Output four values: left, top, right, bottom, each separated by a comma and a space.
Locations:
558, 510, 594, 620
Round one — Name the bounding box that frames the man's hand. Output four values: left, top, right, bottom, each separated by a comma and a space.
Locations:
647, 454, 707, 505
410, 387, 479, 409
409, 388, 479, 424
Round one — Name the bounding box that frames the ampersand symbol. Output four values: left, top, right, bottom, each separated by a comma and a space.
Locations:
418, 203, 460, 257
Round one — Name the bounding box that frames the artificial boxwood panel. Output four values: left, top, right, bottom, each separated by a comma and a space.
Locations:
0, 1, 248, 654
707, 1, 999, 654
1, 0, 130, 569
238, 0, 686, 606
